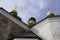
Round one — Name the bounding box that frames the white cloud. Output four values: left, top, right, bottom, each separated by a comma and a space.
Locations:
40, 1, 46, 9
28, 6, 39, 15
0, 0, 14, 11
39, 0, 47, 10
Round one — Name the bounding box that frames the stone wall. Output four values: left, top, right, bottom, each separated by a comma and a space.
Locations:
0, 14, 12, 40
0, 11, 28, 40
49, 17, 60, 40
31, 18, 54, 40
31, 17, 60, 40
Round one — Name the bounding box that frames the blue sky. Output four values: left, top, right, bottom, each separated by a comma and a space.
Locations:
0, 0, 60, 24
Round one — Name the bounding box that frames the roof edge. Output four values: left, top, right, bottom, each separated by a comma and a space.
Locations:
31, 15, 60, 27
0, 7, 28, 26
0, 7, 3, 9
0, 7, 30, 30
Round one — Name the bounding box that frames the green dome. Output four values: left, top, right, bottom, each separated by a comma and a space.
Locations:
28, 17, 36, 28
10, 9, 17, 16
47, 12, 55, 17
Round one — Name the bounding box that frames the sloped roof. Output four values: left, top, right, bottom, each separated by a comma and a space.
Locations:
0, 7, 60, 28
0, 7, 29, 30
32, 15, 60, 28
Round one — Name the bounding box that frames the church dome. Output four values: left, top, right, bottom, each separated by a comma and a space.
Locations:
47, 12, 55, 17
9, 8, 22, 21
10, 9, 17, 16
28, 17, 36, 28
28, 17, 36, 22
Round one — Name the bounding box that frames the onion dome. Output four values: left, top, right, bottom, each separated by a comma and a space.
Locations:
10, 9, 17, 16
47, 12, 55, 17
28, 17, 36, 28
9, 8, 22, 21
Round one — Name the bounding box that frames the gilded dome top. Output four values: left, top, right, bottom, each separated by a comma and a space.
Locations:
10, 9, 17, 15
47, 12, 55, 17
28, 17, 36, 27
28, 17, 36, 22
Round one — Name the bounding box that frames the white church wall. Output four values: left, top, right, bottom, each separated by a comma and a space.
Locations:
49, 17, 60, 40
31, 16, 60, 40
31, 18, 54, 40
13, 38, 38, 40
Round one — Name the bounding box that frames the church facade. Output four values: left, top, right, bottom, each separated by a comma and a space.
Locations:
0, 7, 41, 40
0, 7, 60, 40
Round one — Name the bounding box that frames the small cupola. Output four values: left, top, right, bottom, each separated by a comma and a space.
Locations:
10, 8, 17, 16
47, 12, 55, 17
28, 17, 36, 28
9, 8, 22, 21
